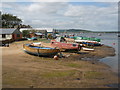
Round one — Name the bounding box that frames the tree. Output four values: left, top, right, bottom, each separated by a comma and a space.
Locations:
22, 30, 30, 38
1, 13, 22, 28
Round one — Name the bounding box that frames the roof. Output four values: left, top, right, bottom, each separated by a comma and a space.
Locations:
34, 28, 53, 32
19, 28, 33, 32
0, 28, 16, 34
20, 28, 52, 33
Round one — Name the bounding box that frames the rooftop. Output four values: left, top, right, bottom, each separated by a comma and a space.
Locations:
0, 28, 16, 34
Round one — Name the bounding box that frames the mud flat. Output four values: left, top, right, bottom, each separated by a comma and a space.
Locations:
2, 40, 118, 88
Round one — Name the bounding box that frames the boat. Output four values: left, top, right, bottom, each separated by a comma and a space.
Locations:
73, 36, 101, 42
75, 40, 102, 46
23, 44, 60, 57
51, 37, 81, 51
64, 38, 75, 42
82, 47, 94, 51
73, 36, 102, 46
75, 39, 99, 43
27, 37, 37, 40
98, 33, 102, 36
118, 34, 120, 37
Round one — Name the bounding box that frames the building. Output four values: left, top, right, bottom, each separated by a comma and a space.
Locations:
0, 28, 22, 42
29, 32, 44, 38
33, 28, 53, 33
20, 28, 53, 33
20, 28, 53, 38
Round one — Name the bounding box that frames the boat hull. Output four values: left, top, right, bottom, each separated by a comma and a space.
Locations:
51, 40, 79, 50
82, 47, 94, 51
75, 40, 102, 46
23, 44, 60, 57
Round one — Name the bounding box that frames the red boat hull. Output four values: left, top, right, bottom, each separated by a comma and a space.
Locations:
51, 40, 79, 50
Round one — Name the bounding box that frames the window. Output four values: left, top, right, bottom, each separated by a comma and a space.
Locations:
2, 34, 6, 38
17, 34, 20, 37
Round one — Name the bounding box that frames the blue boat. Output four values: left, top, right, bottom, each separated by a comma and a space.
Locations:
23, 44, 60, 57
81, 42, 102, 46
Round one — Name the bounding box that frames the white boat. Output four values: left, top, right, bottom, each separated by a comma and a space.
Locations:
75, 39, 98, 43
82, 47, 94, 51
98, 33, 102, 36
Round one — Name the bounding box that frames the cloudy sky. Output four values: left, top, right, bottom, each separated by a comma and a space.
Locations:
1, 0, 119, 31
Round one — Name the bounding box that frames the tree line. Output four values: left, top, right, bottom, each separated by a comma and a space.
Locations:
0, 12, 32, 28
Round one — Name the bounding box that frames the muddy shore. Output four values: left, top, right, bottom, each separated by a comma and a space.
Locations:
2, 40, 118, 88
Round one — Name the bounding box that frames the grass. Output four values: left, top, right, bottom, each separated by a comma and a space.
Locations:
65, 63, 82, 68
13, 38, 50, 44
84, 71, 103, 79
41, 70, 76, 78
3, 69, 32, 87
37, 38, 50, 43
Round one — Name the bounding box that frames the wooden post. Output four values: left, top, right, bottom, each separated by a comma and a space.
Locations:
37, 49, 39, 57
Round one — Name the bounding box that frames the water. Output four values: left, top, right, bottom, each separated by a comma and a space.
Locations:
84, 33, 118, 73
60, 32, 119, 73
100, 34, 118, 73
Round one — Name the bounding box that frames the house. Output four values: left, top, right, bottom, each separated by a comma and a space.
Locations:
0, 28, 22, 42
20, 28, 48, 38
35, 32, 44, 38
33, 28, 53, 33
29, 32, 44, 38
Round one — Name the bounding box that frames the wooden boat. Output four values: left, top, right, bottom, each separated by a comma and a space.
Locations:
64, 38, 75, 42
75, 40, 102, 46
75, 39, 98, 43
23, 44, 60, 57
82, 47, 94, 51
51, 37, 81, 51
73, 36, 101, 42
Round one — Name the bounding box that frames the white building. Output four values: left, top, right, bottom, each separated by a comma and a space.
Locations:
20, 28, 54, 33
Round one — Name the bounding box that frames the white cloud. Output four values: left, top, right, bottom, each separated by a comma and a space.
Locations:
63, 2, 118, 31
1, 0, 120, 2
1, 2, 118, 31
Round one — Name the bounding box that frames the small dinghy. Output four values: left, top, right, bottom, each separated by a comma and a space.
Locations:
23, 44, 60, 57
82, 47, 94, 51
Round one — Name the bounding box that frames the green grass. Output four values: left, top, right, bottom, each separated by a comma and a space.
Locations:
85, 71, 103, 79
65, 63, 82, 68
37, 38, 50, 43
41, 70, 76, 78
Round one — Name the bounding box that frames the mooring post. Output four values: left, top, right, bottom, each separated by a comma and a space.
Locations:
37, 49, 39, 57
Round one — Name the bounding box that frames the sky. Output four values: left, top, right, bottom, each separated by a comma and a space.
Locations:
1, 0, 119, 31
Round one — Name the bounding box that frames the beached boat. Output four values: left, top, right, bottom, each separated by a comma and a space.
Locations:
27, 37, 37, 40
64, 38, 75, 42
82, 47, 94, 51
73, 36, 101, 42
51, 37, 81, 51
75, 40, 102, 46
75, 39, 99, 43
23, 44, 60, 57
